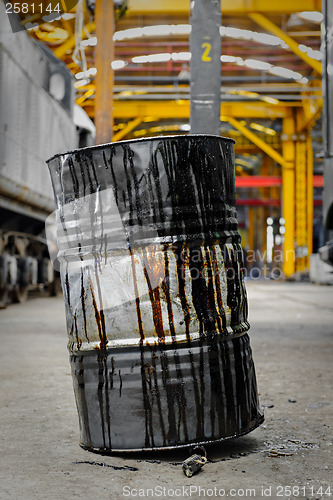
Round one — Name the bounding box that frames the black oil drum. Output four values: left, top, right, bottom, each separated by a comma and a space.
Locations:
47, 134, 263, 452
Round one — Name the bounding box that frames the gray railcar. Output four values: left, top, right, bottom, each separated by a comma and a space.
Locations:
0, 4, 78, 306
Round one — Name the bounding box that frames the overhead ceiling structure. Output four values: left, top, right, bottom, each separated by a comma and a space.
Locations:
19, 0, 324, 277
23, 0, 323, 131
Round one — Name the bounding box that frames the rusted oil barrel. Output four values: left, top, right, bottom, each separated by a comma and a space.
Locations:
47, 135, 263, 452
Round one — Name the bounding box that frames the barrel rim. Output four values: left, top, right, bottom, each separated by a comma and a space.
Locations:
46, 134, 235, 164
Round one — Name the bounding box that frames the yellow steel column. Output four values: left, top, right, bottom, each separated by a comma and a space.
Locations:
248, 206, 255, 256
282, 111, 296, 277
295, 140, 307, 272
306, 132, 314, 266
261, 155, 269, 274
95, 0, 114, 144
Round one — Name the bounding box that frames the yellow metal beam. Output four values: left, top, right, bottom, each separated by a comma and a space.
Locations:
261, 155, 270, 273
60, 17, 73, 35
126, 0, 321, 15
76, 89, 95, 106
298, 81, 323, 132
297, 103, 322, 133
54, 21, 95, 59
295, 140, 307, 272
249, 13, 322, 75
248, 206, 255, 253
226, 116, 286, 167
113, 117, 143, 141
82, 100, 293, 120
306, 132, 313, 265
282, 111, 296, 277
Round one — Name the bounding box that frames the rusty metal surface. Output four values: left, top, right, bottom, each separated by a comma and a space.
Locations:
47, 134, 263, 451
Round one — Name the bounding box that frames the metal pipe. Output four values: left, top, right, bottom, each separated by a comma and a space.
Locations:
94, 0, 114, 144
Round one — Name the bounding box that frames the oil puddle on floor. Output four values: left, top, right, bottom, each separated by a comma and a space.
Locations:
73, 460, 139, 471
262, 439, 319, 458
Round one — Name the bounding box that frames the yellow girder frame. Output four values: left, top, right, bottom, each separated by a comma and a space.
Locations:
81, 100, 299, 120
249, 13, 322, 75
125, 0, 321, 15
225, 116, 286, 167
54, 21, 95, 59
113, 117, 143, 141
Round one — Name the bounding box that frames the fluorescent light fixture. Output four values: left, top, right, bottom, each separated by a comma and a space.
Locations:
297, 11, 323, 23
171, 52, 191, 61
221, 55, 243, 64
172, 25, 192, 35
308, 50, 322, 60
220, 26, 288, 48
298, 44, 308, 53
148, 53, 172, 62
74, 79, 90, 88
143, 25, 191, 37
112, 23, 288, 50
114, 28, 144, 40
81, 37, 97, 47
62, 13, 75, 20
220, 26, 252, 40
129, 50, 306, 83
244, 59, 272, 71
113, 25, 191, 41
298, 44, 322, 61
75, 68, 97, 79
111, 60, 127, 70
268, 66, 302, 80
143, 25, 172, 36
132, 55, 149, 64
132, 53, 171, 63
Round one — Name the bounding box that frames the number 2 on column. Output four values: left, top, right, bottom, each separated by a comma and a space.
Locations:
201, 42, 212, 61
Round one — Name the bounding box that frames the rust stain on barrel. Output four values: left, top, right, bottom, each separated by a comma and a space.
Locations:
89, 279, 108, 349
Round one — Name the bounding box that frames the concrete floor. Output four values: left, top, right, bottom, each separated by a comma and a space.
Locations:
0, 281, 332, 500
